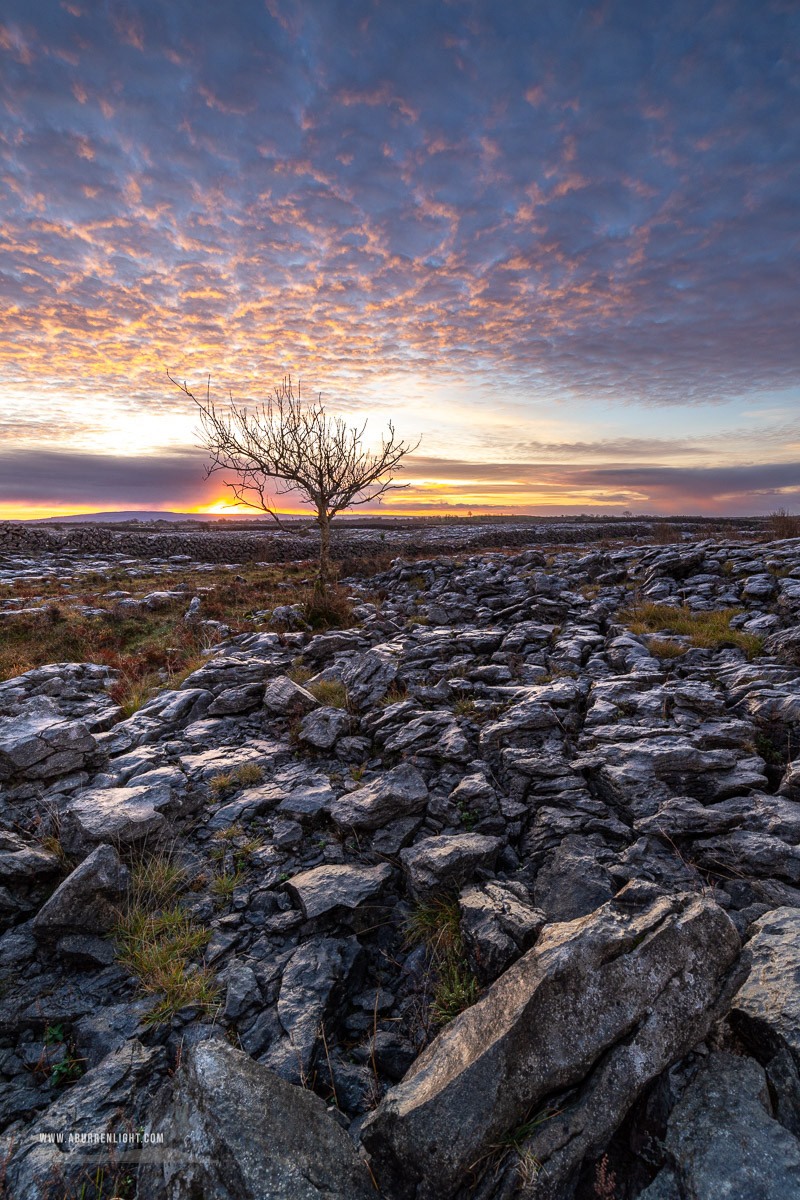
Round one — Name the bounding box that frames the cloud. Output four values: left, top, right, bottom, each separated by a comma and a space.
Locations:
1, 447, 797, 518
0, 0, 798, 419
0, 447, 210, 507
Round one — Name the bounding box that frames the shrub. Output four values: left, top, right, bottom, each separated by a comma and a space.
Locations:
768, 508, 800, 539
302, 585, 354, 629
651, 522, 683, 545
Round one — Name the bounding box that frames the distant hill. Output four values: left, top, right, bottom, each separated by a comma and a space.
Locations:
21, 511, 275, 524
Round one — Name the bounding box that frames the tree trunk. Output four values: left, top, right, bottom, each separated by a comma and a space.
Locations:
317, 510, 332, 594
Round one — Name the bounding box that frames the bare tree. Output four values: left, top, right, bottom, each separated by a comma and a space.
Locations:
170, 374, 419, 589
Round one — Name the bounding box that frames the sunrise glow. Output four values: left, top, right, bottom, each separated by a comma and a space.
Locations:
1, 2, 798, 517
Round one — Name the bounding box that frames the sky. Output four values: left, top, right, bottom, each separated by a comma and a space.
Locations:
1, 0, 799, 519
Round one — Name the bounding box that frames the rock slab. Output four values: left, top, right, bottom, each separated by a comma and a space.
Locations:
360, 890, 739, 1200
32, 843, 130, 938
137, 1037, 374, 1199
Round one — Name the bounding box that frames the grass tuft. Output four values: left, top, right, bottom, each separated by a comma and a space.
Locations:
645, 636, 687, 659
209, 772, 234, 798
302, 585, 354, 630
308, 679, 348, 708
111, 853, 217, 1025
232, 762, 264, 787
211, 867, 246, 904
379, 682, 409, 707
405, 895, 479, 1024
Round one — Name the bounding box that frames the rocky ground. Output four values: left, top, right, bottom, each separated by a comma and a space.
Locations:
1, 528, 800, 1199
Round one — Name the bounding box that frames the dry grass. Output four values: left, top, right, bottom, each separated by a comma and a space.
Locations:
619, 603, 762, 659
405, 895, 479, 1025
0, 562, 355, 705
301, 584, 355, 629
209, 772, 235, 799
232, 762, 264, 787
645, 637, 688, 659
379, 682, 409, 707
651, 522, 683, 545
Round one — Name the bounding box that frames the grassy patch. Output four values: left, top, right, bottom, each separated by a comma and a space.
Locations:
619, 604, 762, 658
0, 562, 354, 699
111, 853, 217, 1025
645, 636, 687, 659
405, 895, 479, 1025
308, 679, 348, 708
288, 660, 314, 685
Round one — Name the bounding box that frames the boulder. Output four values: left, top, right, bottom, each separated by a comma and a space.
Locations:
0, 708, 97, 782
137, 1038, 374, 1199
263, 674, 320, 716
223, 960, 263, 1022
142, 589, 181, 609
400, 833, 502, 901
764, 625, 800, 666
2, 1040, 164, 1200
360, 889, 739, 1200
64, 782, 173, 851
532, 833, 614, 921
459, 881, 545, 983
33, 844, 130, 938
286, 862, 393, 920
691, 829, 800, 884
663, 1051, 800, 1199
0, 831, 61, 884
73, 998, 159, 1069
276, 776, 336, 823
298, 705, 351, 749
742, 573, 777, 601
330, 763, 428, 830
341, 644, 400, 708
730, 907, 800, 1135
383, 711, 470, 760
207, 683, 265, 715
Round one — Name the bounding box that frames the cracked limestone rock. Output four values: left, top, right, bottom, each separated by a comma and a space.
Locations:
360, 888, 740, 1200
137, 1037, 374, 1199
32, 844, 130, 939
